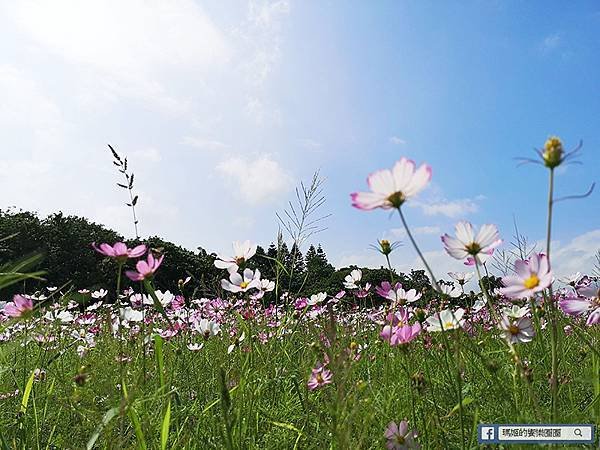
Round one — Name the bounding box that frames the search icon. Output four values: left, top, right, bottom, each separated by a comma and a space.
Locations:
574, 428, 582, 437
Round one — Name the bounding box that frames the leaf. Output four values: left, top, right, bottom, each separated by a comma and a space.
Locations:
444, 397, 474, 418
129, 174, 135, 189
160, 401, 171, 450
86, 407, 119, 450
127, 406, 147, 450
154, 334, 165, 389
108, 144, 121, 162
117, 183, 128, 189
268, 420, 303, 435
132, 196, 138, 206
20, 370, 36, 414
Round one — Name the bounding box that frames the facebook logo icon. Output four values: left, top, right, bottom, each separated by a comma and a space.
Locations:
480, 426, 496, 442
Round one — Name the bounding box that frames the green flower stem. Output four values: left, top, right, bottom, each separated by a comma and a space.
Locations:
545, 167, 560, 421
397, 208, 440, 291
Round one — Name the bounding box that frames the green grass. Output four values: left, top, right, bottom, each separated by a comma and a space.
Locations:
0, 311, 598, 449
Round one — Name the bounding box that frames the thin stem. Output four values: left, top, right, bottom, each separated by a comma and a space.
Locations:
545, 168, 559, 421
397, 208, 439, 290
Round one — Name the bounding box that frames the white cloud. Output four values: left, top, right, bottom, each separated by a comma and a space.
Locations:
389, 136, 406, 145
132, 148, 161, 163
390, 226, 441, 238
549, 229, 600, 278
299, 139, 322, 150
7, 0, 231, 110
540, 33, 561, 53
411, 198, 479, 218
216, 154, 293, 205
181, 137, 229, 152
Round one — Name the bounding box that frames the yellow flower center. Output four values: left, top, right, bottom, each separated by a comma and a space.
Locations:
240, 281, 249, 289
508, 324, 520, 335
316, 373, 324, 383
465, 242, 482, 255
523, 274, 540, 289
444, 321, 455, 329
387, 191, 406, 208
394, 435, 405, 444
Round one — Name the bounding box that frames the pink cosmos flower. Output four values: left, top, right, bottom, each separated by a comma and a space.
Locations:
125, 252, 164, 281
442, 221, 501, 265
559, 283, 600, 326
380, 309, 410, 341
351, 157, 432, 210
389, 322, 422, 346
499, 253, 552, 299
92, 242, 147, 261
307, 363, 333, 391
384, 420, 420, 449
376, 281, 403, 299
3, 295, 34, 318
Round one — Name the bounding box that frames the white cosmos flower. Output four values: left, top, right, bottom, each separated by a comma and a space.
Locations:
44, 310, 74, 323
187, 343, 204, 351
502, 305, 529, 319
91, 289, 108, 299
251, 279, 276, 300
307, 292, 327, 306
215, 240, 257, 273
351, 157, 432, 210
221, 269, 261, 293
442, 221, 502, 264
425, 308, 465, 332
472, 298, 486, 313
501, 315, 535, 344
120, 307, 144, 323
194, 319, 220, 338
436, 283, 461, 298
560, 272, 582, 286
385, 287, 422, 304
447, 272, 474, 285
343, 269, 362, 289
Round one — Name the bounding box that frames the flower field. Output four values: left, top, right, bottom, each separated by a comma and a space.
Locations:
0, 137, 599, 449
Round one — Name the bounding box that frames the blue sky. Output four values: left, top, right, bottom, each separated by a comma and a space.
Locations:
0, 1, 598, 278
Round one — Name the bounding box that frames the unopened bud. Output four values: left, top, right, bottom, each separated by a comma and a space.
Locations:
543, 136, 563, 168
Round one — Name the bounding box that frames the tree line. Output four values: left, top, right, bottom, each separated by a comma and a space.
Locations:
0, 208, 485, 305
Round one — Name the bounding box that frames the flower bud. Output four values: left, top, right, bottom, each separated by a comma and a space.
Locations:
543, 136, 563, 168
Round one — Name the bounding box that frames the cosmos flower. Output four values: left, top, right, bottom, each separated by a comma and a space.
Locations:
307, 363, 333, 391
351, 157, 432, 210
385, 287, 422, 305
389, 322, 421, 346
447, 272, 474, 285
307, 292, 327, 306
344, 269, 363, 289
501, 305, 530, 319
125, 253, 164, 281
92, 242, 147, 262
384, 420, 420, 450
3, 295, 34, 318
425, 308, 465, 332
436, 283, 461, 298
193, 318, 221, 338
250, 279, 276, 300
376, 281, 403, 299
500, 315, 535, 344
559, 283, 600, 326
499, 253, 552, 299
221, 268, 261, 293
442, 222, 502, 265
214, 240, 257, 273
